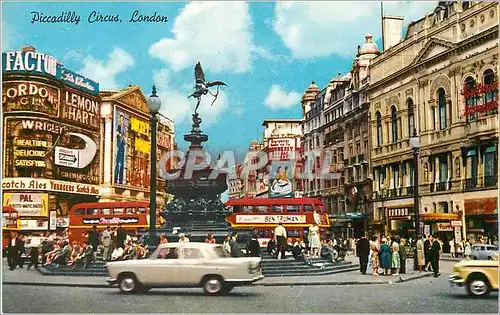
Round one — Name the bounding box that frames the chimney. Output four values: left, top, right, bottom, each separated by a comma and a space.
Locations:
382, 15, 404, 51
22, 46, 36, 52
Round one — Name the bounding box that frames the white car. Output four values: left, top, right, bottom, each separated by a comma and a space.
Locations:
106, 242, 264, 295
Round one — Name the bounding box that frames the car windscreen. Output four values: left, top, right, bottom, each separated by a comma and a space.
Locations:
213, 246, 231, 258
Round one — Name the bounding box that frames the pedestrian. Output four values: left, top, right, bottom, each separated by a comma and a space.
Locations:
464, 241, 472, 259
449, 239, 455, 258
89, 225, 99, 251
356, 234, 370, 275
416, 235, 425, 272
246, 233, 261, 257
101, 226, 112, 261
223, 234, 232, 254
399, 237, 407, 274
7, 232, 23, 271
379, 238, 392, 276
27, 233, 41, 271
205, 233, 215, 244
424, 235, 433, 271
274, 223, 287, 259
391, 237, 400, 276
456, 241, 463, 258
430, 234, 441, 277
178, 233, 190, 243
117, 224, 126, 248
160, 233, 169, 244
370, 236, 380, 276
308, 222, 321, 259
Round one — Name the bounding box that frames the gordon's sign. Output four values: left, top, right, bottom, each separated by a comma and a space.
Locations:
2, 178, 100, 196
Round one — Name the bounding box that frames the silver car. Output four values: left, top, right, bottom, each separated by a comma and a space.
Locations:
106, 242, 264, 295
471, 244, 498, 260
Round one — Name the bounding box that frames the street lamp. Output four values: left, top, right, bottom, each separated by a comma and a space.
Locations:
147, 85, 161, 249
409, 128, 420, 240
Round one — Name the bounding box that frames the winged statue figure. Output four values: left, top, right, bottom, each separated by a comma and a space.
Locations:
188, 62, 227, 114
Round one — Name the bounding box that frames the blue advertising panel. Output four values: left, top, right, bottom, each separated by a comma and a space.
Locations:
2, 51, 99, 96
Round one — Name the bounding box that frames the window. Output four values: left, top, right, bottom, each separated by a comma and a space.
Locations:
213, 246, 231, 258
466, 149, 478, 188
483, 69, 497, 113
157, 247, 178, 259
304, 205, 313, 212
364, 140, 368, 153
407, 99, 415, 137
287, 205, 300, 212
391, 106, 398, 142
272, 205, 284, 213
439, 157, 448, 183
124, 207, 135, 215
376, 112, 382, 146
464, 77, 477, 122
484, 146, 498, 186
86, 208, 98, 215
113, 208, 124, 215
138, 207, 146, 214
356, 142, 360, 156
257, 206, 268, 213
74, 208, 85, 215
180, 248, 203, 259
437, 88, 447, 129
102, 208, 111, 215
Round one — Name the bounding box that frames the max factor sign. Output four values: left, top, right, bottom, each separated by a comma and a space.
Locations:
2, 51, 99, 95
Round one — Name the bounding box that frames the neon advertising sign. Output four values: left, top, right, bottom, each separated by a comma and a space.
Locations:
462, 81, 498, 116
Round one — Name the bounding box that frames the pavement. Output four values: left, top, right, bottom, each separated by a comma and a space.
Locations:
3, 275, 498, 313
3, 257, 453, 288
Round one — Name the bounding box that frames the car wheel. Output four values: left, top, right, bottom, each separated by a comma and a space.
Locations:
119, 274, 138, 293
203, 275, 224, 295
466, 276, 490, 297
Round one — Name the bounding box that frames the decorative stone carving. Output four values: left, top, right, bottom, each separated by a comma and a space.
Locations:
490, 10, 495, 18
119, 91, 149, 113
374, 102, 381, 111
454, 157, 460, 178
388, 95, 400, 108
461, 23, 466, 31
470, 19, 475, 27
405, 88, 413, 98
480, 14, 485, 23
429, 75, 452, 96
424, 163, 429, 182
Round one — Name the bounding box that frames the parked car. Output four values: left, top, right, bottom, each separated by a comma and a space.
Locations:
470, 244, 498, 260
106, 242, 264, 295
449, 255, 499, 297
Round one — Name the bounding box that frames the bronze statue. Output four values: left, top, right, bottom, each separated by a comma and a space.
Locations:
188, 62, 227, 115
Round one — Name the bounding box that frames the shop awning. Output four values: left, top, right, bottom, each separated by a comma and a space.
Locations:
464, 198, 497, 216
421, 213, 459, 221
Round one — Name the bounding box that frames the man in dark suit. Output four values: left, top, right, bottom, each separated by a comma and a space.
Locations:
117, 224, 126, 248
430, 234, 441, 277
356, 234, 370, 275
7, 232, 23, 270
88, 225, 99, 250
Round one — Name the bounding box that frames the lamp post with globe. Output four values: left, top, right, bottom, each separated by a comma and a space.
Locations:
147, 85, 161, 249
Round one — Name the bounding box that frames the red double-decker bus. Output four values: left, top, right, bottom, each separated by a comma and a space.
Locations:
2, 206, 20, 249
68, 202, 162, 244
225, 198, 330, 246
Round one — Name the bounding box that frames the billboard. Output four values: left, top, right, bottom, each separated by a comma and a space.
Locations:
3, 193, 49, 217
113, 106, 151, 190
269, 161, 293, 198
4, 117, 100, 185
62, 88, 100, 130
2, 81, 60, 117
268, 138, 296, 161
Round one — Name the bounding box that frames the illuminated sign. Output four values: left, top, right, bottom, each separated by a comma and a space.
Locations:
2, 51, 99, 96
2, 81, 60, 116
82, 217, 139, 225
268, 138, 297, 161
54, 132, 98, 169
13, 137, 48, 169
60, 68, 99, 96
131, 117, 150, 137
157, 132, 171, 149
2, 51, 58, 77
19, 119, 66, 134
135, 138, 150, 154
388, 207, 412, 218
462, 81, 498, 116
3, 193, 49, 217
2, 177, 100, 196
62, 89, 100, 129
235, 215, 307, 224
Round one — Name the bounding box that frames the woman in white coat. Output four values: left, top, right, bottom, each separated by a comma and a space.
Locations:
308, 222, 321, 258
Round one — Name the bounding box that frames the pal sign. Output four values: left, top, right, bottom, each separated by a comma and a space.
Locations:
54, 132, 97, 168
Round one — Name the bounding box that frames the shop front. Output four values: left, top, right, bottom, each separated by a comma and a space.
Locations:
387, 205, 415, 238
464, 197, 498, 241
2, 47, 101, 232
329, 212, 368, 238
421, 213, 459, 252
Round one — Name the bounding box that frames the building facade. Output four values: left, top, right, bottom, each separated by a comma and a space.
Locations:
368, 2, 498, 246
2, 46, 101, 231
99, 86, 175, 212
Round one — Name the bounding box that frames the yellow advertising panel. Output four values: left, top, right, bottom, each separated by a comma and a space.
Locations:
3, 192, 49, 217
135, 138, 150, 154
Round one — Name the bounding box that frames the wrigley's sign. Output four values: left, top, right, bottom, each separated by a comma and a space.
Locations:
235, 214, 306, 224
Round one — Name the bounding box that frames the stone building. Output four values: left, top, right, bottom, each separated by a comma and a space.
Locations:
368, 2, 498, 245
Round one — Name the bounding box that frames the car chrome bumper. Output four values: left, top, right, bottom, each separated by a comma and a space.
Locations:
449, 274, 465, 286
226, 275, 265, 285
106, 277, 118, 285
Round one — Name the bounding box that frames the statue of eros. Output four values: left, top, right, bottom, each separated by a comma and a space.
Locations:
188, 62, 227, 115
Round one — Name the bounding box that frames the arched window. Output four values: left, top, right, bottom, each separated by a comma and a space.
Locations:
437, 88, 447, 129
391, 106, 398, 142
483, 69, 497, 110
464, 76, 476, 121
376, 112, 382, 147
407, 99, 415, 137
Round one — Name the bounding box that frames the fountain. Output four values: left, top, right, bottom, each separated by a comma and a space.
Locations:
159, 63, 231, 242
